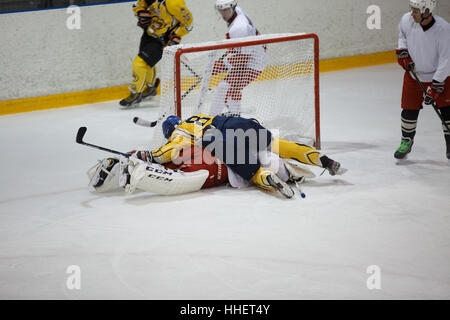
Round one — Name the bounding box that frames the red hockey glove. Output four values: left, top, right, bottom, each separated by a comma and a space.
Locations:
424, 80, 445, 105
396, 49, 414, 71
137, 10, 152, 30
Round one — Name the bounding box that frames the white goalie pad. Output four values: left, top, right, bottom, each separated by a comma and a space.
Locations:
282, 158, 316, 180
86, 158, 120, 193
127, 159, 209, 196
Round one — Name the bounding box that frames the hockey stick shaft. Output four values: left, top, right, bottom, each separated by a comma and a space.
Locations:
76, 127, 132, 157
409, 69, 450, 133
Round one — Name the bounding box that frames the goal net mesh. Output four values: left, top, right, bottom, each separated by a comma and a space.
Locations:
150, 33, 319, 149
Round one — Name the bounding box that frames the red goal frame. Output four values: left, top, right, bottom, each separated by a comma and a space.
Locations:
172, 33, 320, 149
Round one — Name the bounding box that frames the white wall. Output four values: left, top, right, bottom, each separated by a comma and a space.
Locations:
1, 0, 449, 100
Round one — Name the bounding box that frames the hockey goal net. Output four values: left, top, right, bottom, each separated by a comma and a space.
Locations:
151, 33, 320, 149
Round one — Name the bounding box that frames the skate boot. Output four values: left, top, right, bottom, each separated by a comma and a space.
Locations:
394, 137, 413, 159
251, 168, 294, 198
446, 142, 450, 160
119, 91, 142, 108
266, 173, 295, 199
141, 78, 160, 100
319, 155, 346, 176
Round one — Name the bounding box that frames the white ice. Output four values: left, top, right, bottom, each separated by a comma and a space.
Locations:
0, 64, 449, 299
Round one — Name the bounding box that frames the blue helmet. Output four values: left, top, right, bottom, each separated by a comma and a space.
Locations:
162, 115, 181, 138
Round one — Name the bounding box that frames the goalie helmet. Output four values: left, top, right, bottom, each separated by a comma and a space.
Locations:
215, 0, 237, 10
162, 115, 181, 139
409, 0, 437, 14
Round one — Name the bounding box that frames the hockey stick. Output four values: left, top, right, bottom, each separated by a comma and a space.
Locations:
76, 127, 132, 157
293, 180, 306, 198
409, 68, 450, 133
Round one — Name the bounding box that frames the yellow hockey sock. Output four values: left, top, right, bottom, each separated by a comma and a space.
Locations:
130, 56, 156, 93
271, 137, 322, 167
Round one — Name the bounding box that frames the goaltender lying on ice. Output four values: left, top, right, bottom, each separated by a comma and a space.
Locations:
86, 114, 346, 199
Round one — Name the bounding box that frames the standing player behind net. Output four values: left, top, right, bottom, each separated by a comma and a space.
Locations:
395, 0, 450, 159
119, 0, 194, 108
209, 0, 267, 116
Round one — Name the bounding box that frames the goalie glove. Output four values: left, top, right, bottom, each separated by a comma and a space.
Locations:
166, 33, 181, 46
137, 10, 152, 30
130, 149, 153, 163
396, 49, 414, 71
424, 80, 445, 105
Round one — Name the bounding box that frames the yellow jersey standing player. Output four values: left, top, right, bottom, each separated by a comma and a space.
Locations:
119, 0, 194, 108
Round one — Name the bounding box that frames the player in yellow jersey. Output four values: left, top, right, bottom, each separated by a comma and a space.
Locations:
120, 0, 194, 108
131, 114, 346, 198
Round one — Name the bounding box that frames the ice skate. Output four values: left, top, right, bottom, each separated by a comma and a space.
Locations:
394, 137, 413, 159
119, 91, 142, 108
266, 173, 295, 199
320, 156, 347, 176
141, 78, 160, 100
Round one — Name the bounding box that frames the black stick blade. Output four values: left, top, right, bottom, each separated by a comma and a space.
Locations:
76, 127, 87, 144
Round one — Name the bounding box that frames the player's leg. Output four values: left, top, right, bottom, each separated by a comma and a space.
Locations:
439, 106, 450, 159
120, 34, 162, 107
395, 72, 423, 159
210, 80, 230, 115
434, 78, 450, 159
224, 68, 261, 115
271, 138, 345, 176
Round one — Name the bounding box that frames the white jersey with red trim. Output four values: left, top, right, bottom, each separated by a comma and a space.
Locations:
398, 13, 450, 83
225, 6, 267, 71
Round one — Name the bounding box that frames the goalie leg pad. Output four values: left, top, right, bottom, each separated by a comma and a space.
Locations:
128, 160, 210, 196
282, 158, 316, 181
87, 158, 120, 192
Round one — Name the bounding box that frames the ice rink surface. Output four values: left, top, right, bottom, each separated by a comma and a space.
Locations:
0, 64, 449, 299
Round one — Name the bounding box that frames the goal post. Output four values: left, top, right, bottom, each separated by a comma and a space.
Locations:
152, 33, 320, 149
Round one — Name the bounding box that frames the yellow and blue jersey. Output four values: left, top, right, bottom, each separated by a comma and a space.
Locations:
133, 0, 193, 39
151, 114, 215, 163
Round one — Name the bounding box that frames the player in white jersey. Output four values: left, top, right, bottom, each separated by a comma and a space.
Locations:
395, 0, 450, 159
210, 0, 268, 116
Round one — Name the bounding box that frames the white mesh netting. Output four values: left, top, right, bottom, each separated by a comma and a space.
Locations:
150, 33, 319, 148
